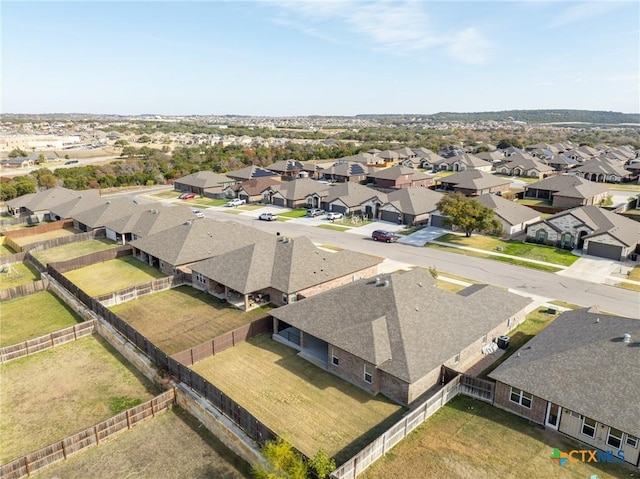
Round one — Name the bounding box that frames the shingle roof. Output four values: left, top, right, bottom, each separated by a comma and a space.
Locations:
175, 171, 234, 188
384, 187, 444, 215
489, 309, 640, 437
441, 153, 492, 169
368, 165, 429, 181
267, 159, 305, 173
323, 161, 369, 177
102, 204, 196, 237
497, 154, 554, 172
325, 183, 382, 207
71, 197, 140, 229
572, 157, 631, 177
236, 177, 281, 196
271, 178, 330, 200
525, 175, 608, 199
191, 236, 382, 294
440, 170, 511, 190
475, 194, 540, 227
271, 268, 531, 383
46, 191, 104, 219
226, 165, 278, 181
6, 187, 99, 213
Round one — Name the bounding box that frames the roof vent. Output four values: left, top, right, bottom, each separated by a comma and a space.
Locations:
418, 281, 422, 287
375, 277, 381, 285
596, 317, 600, 323
623, 333, 631, 343
383, 279, 390, 287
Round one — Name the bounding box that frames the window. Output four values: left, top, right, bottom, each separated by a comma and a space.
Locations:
332, 355, 339, 367
364, 364, 373, 384
626, 434, 639, 448
607, 428, 623, 449
282, 293, 288, 304
581, 417, 597, 438
194, 272, 206, 284
454, 352, 460, 364
509, 387, 533, 408
536, 229, 547, 244
568, 410, 582, 419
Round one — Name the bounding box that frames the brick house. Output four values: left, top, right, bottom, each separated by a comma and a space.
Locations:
523, 176, 608, 209
173, 171, 237, 197
376, 187, 444, 226
436, 170, 511, 197
493, 153, 555, 179
266, 178, 331, 209
367, 165, 432, 189
475, 194, 541, 237
489, 309, 640, 468
270, 268, 531, 405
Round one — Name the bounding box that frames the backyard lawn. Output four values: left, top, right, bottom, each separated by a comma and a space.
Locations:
0, 261, 40, 290
32, 238, 119, 265
0, 335, 157, 463
191, 335, 405, 463
361, 395, 633, 479
110, 286, 273, 354
0, 291, 83, 347
64, 256, 166, 296
32, 407, 250, 479
0, 240, 16, 256
10, 227, 77, 248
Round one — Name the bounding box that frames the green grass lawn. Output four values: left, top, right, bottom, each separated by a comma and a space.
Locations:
110, 286, 273, 354
316, 224, 350, 232
0, 261, 40, 290
334, 217, 372, 227
0, 242, 16, 256
627, 266, 640, 281
181, 197, 228, 207
32, 238, 119, 265
548, 300, 583, 310
149, 190, 182, 199
435, 233, 579, 266
434, 280, 466, 293
361, 395, 634, 479
617, 282, 640, 292
11, 227, 77, 248
432, 170, 456, 178
237, 204, 264, 211
278, 209, 308, 218
607, 183, 640, 192
516, 198, 554, 207
191, 335, 405, 463
64, 256, 166, 296
0, 291, 83, 347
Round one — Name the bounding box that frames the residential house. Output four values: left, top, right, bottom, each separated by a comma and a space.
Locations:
322, 182, 381, 216
377, 187, 444, 225
270, 268, 531, 405
376, 150, 402, 166
437, 153, 493, 172
173, 171, 237, 197
416, 152, 446, 170
129, 219, 273, 275
265, 178, 331, 209
2, 156, 34, 168
437, 170, 511, 197
499, 146, 526, 157
523, 176, 609, 209
546, 154, 579, 172
319, 161, 371, 184
571, 157, 634, 183
439, 145, 465, 158
345, 152, 387, 167
475, 194, 541, 237
71, 197, 140, 232
367, 165, 431, 189
475, 151, 505, 163
190, 236, 382, 311
224, 177, 281, 203
225, 165, 279, 182
266, 159, 305, 178
48, 193, 108, 222
6, 187, 99, 221
526, 205, 640, 260
493, 154, 555, 179
489, 308, 640, 468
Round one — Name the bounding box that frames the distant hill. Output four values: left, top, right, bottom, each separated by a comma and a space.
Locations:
357, 110, 640, 125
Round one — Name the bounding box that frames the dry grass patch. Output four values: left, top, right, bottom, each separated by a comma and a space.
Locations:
191, 335, 405, 462
111, 286, 273, 354
0, 261, 40, 290
434, 280, 466, 293
32, 407, 250, 479
64, 256, 166, 296
10, 227, 77, 248
33, 238, 119, 265
0, 291, 82, 346
0, 335, 157, 463
362, 395, 633, 479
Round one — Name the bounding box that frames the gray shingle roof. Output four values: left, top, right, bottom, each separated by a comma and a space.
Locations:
525, 175, 608, 200
384, 187, 444, 215
6, 187, 99, 213
271, 268, 531, 383
174, 171, 234, 188
368, 165, 429, 181
323, 161, 369, 177
440, 170, 511, 190
102, 204, 196, 237
267, 159, 305, 173
226, 165, 278, 181
71, 197, 141, 229
441, 153, 493, 169
489, 309, 640, 437
325, 183, 382, 207
476, 194, 540, 227
270, 178, 330, 200
572, 157, 631, 177
497, 154, 554, 172
47, 192, 105, 219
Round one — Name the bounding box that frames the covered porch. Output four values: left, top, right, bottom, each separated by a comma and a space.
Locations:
272, 319, 329, 369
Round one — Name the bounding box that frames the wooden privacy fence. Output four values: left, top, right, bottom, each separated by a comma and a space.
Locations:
49, 245, 132, 274
0, 252, 26, 265
22, 228, 106, 254
0, 388, 176, 479
330, 375, 461, 479
0, 320, 95, 363
458, 374, 495, 403
171, 316, 272, 366
23, 252, 46, 273
0, 279, 48, 302
0, 215, 39, 228
1, 219, 73, 240
94, 275, 184, 307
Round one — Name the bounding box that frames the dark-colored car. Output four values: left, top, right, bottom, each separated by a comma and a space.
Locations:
371, 230, 400, 243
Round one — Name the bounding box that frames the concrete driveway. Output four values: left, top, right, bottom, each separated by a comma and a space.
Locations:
397, 226, 450, 247
556, 254, 620, 283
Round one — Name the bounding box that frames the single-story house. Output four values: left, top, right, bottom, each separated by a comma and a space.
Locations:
225, 165, 279, 182
376, 187, 444, 226
475, 151, 505, 163
571, 157, 634, 183
525, 205, 640, 260
342, 152, 386, 167
437, 153, 493, 172
319, 161, 371, 184
376, 150, 402, 166
2, 156, 34, 168
416, 152, 446, 170
190, 236, 382, 311
367, 165, 431, 189
523, 176, 609, 209
437, 170, 511, 197
270, 268, 531, 405
266, 159, 305, 178
322, 182, 381, 216
174, 171, 237, 197
48, 193, 108, 222
493, 154, 555, 179
71, 197, 141, 232
475, 194, 541, 237
545, 154, 579, 172
224, 177, 281, 203
266, 178, 331, 209
6, 187, 100, 221
489, 308, 640, 468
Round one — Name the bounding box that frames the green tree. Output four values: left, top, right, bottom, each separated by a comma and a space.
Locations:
8, 148, 28, 158
137, 135, 151, 143
436, 192, 501, 237
37, 153, 46, 164
308, 450, 336, 479
13, 176, 37, 196
0, 182, 18, 201
496, 138, 523, 149
252, 439, 308, 479
114, 139, 129, 147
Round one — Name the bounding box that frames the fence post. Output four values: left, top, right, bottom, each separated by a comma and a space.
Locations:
94, 425, 100, 445
61, 439, 67, 459
24, 456, 31, 477
126, 409, 131, 429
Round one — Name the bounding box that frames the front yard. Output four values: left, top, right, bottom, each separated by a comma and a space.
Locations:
110, 286, 273, 354
64, 256, 166, 296
31, 238, 119, 265
278, 209, 308, 218
191, 335, 405, 463
0, 291, 83, 347
361, 395, 633, 479
181, 197, 228, 207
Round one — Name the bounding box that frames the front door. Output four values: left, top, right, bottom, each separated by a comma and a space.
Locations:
545, 403, 561, 430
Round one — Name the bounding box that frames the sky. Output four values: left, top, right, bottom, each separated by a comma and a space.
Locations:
2, 0, 639, 116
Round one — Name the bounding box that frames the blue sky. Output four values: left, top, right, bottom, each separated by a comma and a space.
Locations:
2, 1, 639, 115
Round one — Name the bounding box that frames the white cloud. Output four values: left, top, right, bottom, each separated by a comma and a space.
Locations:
448, 27, 492, 65
546, 1, 627, 29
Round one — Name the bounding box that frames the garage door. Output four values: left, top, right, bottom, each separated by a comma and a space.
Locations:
380, 209, 401, 223
272, 197, 286, 207
329, 204, 347, 214
587, 242, 623, 260
430, 214, 451, 229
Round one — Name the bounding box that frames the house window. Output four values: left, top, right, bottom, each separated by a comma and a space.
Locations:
561, 233, 573, 248
509, 387, 532, 408
194, 272, 206, 284
282, 293, 288, 304
536, 229, 547, 244
606, 428, 623, 449
454, 352, 461, 364
364, 364, 373, 384
568, 410, 582, 419
581, 417, 597, 438
332, 355, 339, 367
626, 434, 639, 448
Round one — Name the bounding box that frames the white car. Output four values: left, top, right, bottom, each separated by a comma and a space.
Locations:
226, 198, 246, 207
326, 212, 343, 220
191, 209, 205, 218
258, 212, 277, 221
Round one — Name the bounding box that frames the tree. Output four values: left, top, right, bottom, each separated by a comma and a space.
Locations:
8, 148, 28, 158
308, 450, 336, 479
252, 439, 307, 479
0, 182, 17, 201
114, 139, 129, 147
436, 192, 501, 237
496, 138, 523, 149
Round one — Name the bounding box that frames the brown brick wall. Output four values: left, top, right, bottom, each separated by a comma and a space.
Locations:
380, 371, 410, 404
328, 345, 379, 395
493, 381, 547, 424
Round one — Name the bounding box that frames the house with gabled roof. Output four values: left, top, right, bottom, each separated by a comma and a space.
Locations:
190, 236, 382, 311
414, 152, 446, 170
342, 152, 386, 167
475, 151, 505, 163
376, 187, 444, 226
523, 176, 608, 209
571, 157, 634, 183
322, 182, 381, 216
437, 170, 511, 197
266, 159, 305, 178
525, 205, 640, 260
266, 178, 331, 209
48, 193, 108, 222
489, 308, 640, 467
319, 161, 371, 184
129, 219, 273, 275
173, 171, 237, 197
437, 153, 493, 172
6, 187, 100, 221
475, 194, 541, 237
494, 153, 555, 179
270, 268, 531, 405
224, 177, 281, 204
546, 154, 579, 172
71, 197, 141, 232
367, 165, 431, 189
225, 165, 278, 182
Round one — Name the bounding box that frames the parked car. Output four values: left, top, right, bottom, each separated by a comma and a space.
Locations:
191, 209, 205, 218
258, 212, 277, 221
64, 160, 79, 165
306, 208, 324, 217
181, 193, 196, 200
226, 198, 246, 207
371, 230, 400, 243
326, 212, 343, 220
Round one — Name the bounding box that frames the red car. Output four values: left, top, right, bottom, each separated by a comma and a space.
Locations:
371, 230, 400, 243
181, 193, 196, 200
